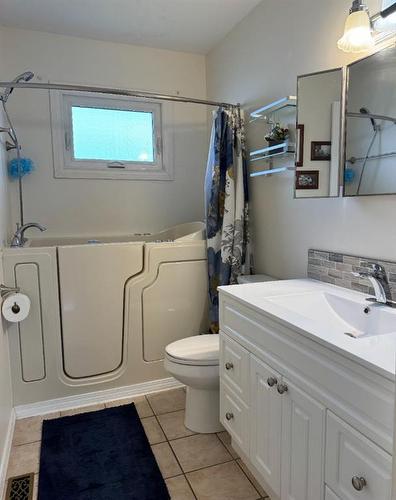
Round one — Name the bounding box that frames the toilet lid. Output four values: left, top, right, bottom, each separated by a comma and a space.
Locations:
165, 334, 219, 366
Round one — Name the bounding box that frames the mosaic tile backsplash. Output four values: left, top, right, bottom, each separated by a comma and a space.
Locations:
307, 249, 396, 302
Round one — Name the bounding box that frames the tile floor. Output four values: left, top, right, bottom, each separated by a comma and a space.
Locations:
5, 388, 270, 500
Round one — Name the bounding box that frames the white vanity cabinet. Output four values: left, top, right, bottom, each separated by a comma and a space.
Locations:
219, 290, 394, 500
221, 337, 325, 500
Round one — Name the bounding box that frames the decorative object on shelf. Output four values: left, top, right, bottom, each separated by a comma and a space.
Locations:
265, 123, 289, 154
295, 170, 319, 190
295, 124, 305, 167
311, 141, 331, 161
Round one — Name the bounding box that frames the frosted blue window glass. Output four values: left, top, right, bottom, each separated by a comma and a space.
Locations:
71, 106, 155, 163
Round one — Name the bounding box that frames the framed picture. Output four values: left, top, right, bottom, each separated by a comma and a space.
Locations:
295, 170, 319, 190
311, 141, 331, 161
295, 124, 304, 167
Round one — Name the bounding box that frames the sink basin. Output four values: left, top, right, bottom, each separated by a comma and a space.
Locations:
267, 291, 396, 339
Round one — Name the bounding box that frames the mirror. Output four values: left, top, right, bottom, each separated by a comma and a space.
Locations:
295, 68, 343, 198
344, 44, 396, 196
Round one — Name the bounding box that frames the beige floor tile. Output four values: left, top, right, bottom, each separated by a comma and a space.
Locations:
141, 416, 166, 445
105, 396, 153, 418
147, 388, 186, 415
7, 442, 41, 478
157, 410, 195, 440
60, 403, 105, 417
217, 431, 239, 459
151, 442, 182, 479
13, 413, 60, 446
236, 459, 269, 498
187, 461, 260, 500
170, 434, 232, 473
166, 475, 195, 500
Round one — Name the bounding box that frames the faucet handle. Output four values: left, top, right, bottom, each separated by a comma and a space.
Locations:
369, 263, 387, 280
353, 263, 386, 279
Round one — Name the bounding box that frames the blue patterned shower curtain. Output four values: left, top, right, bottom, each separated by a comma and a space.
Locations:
205, 108, 250, 334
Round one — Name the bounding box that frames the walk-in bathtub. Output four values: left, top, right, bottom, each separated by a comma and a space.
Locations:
3, 222, 209, 406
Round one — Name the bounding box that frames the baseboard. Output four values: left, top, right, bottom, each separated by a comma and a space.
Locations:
15, 377, 183, 419
0, 408, 16, 499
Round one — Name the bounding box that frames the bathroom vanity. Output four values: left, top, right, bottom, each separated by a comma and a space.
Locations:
219, 280, 394, 500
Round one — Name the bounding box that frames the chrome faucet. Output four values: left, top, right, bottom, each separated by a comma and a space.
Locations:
11, 222, 46, 247
351, 263, 390, 305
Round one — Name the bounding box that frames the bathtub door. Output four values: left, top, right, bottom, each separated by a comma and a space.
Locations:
142, 260, 209, 361
58, 242, 143, 379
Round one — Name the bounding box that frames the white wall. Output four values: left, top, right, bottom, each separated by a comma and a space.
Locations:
206, 0, 395, 278
0, 50, 13, 490
0, 27, 208, 238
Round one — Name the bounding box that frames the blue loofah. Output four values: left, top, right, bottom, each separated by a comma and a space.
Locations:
7, 157, 35, 179
344, 167, 355, 184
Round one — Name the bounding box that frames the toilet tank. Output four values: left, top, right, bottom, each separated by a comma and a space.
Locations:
237, 274, 278, 284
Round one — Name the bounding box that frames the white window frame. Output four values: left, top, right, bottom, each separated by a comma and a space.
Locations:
50, 90, 174, 180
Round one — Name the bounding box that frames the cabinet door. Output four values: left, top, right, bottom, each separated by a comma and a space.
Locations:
250, 355, 282, 497
325, 486, 342, 500
280, 378, 325, 500
326, 411, 392, 500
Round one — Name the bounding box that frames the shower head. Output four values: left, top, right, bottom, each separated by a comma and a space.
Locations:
360, 107, 378, 132
1, 71, 34, 103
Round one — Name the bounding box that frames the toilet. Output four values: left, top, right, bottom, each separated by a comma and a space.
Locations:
164, 273, 277, 433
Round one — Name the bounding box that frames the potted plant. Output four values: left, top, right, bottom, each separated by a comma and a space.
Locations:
265, 123, 289, 154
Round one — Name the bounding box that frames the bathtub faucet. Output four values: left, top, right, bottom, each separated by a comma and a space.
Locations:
11, 222, 47, 247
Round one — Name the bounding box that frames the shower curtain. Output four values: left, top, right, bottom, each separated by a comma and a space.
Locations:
205, 107, 250, 334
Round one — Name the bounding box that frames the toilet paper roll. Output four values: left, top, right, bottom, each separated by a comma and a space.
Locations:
2, 293, 31, 322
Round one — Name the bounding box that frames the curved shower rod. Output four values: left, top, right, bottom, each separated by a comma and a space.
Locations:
347, 111, 396, 125
0, 81, 240, 110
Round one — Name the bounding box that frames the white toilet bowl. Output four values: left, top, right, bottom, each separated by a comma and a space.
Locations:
164, 334, 223, 434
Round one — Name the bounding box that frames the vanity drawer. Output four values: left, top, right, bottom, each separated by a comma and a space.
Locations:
220, 381, 249, 456
325, 411, 392, 500
220, 332, 250, 404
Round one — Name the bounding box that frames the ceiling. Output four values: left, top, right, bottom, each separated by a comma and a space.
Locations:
0, 0, 263, 54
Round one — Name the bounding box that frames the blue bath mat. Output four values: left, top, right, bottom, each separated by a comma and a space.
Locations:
38, 404, 170, 500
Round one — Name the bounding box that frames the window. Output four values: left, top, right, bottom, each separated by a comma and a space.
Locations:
51, 91, 173, 180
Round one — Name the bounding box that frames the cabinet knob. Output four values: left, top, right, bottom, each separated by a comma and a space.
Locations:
267, 376, 278, 387
352, 476, 367, 491
225, 362, 234, 371
277, 383, 288, 394
225, 412, 234, 421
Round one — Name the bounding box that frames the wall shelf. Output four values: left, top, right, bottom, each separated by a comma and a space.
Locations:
250, 166, 295, 178
250, 96, 297, 122
250, 141, 295, 162
248, 95, 297, 178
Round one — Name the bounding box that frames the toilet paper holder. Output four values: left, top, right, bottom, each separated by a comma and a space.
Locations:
0, 284, 20, 298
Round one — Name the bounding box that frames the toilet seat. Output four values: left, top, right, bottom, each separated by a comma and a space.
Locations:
165, 334, 219, 366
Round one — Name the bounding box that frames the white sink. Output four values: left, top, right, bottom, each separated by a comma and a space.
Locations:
219, 279, 396, 378
267, 291, 396, 339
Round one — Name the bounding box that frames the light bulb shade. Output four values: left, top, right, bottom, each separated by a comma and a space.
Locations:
337, 10, 375, 52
